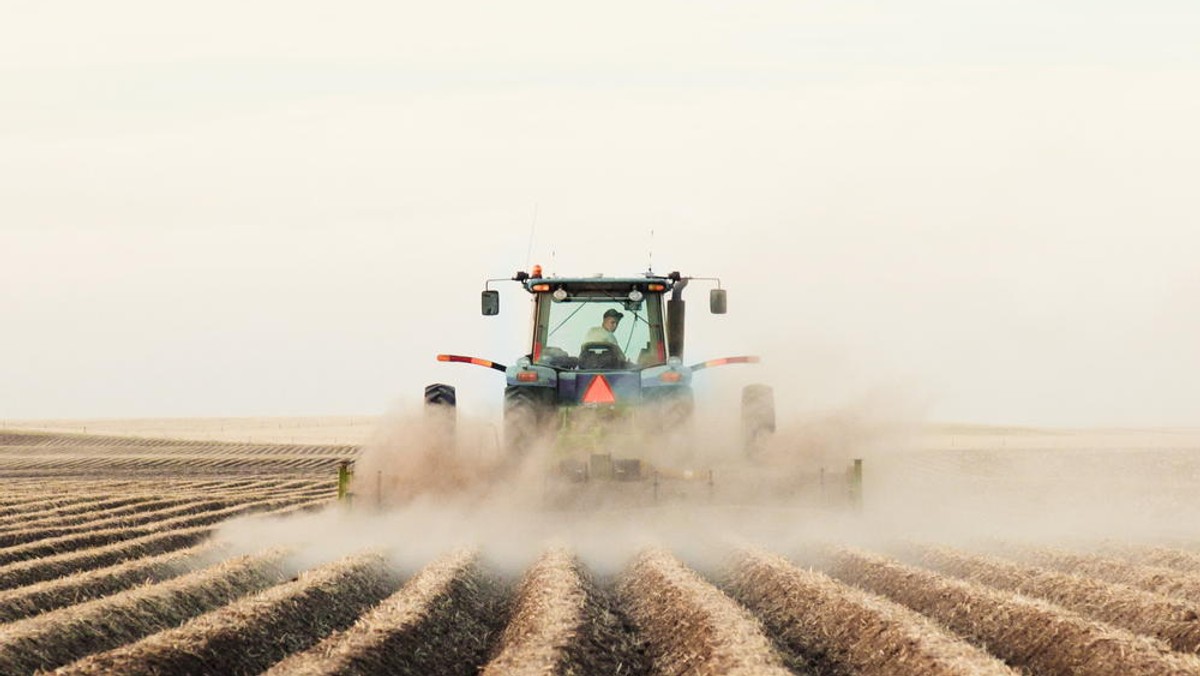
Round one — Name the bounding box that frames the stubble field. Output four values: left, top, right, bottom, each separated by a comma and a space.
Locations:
3, 421, 1200, 675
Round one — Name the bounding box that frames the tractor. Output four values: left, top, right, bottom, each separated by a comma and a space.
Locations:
425, 267, 782, 505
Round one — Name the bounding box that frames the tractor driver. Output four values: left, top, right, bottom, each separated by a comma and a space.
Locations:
583, 308, 623, 348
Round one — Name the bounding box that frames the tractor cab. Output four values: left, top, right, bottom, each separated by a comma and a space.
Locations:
526, 276, 671, 372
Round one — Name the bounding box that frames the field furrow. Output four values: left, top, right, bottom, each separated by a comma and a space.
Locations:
0, 525, 212, 591
0, 494, 319, 565
267, 549, 506, 676
482, 547, 646, 675
60, 551, 400, 676
727, 548, 1015, 675
0, 548, 290, 675
914, 545, 1200, 654
828, 547, 1200, 675
0, 499, 238, 547
0, 495, 151, 520
618, 549, 792, 676
0, 541, 219, 623
1115, 547, 1200, 574
0, 482, 328, 535
0, 496, 212, 534
1015, 546, 1200, 605
0, 496, 165, 526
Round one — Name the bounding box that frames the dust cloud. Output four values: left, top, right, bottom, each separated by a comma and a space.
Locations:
215, 386, 1200, 574
210, 307, 1200, 574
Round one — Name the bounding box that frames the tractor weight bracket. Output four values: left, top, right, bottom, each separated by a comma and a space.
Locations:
437, 354, 509, 373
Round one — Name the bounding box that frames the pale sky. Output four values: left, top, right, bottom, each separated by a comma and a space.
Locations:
2, 1, 1198, 426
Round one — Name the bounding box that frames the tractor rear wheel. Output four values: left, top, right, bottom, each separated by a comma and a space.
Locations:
741, 384, 775, 457
504, 385, 554, 458
423, 383, 457, 452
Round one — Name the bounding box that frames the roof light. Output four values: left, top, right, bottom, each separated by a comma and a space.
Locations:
516, 371, 539, 382
647, 283, 665, 291
531, 283, 551, 292
660, 371, 682, 383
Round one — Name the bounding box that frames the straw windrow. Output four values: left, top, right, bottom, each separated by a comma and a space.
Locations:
728, 548, 1015, 675
482, 547, 646, 675
0, 540, 219, 623
0, 548, 290, 675
1013, 545, 1200, 606
59, 551, 399, 676
0, 494, 318, 566
267, 548, 506, 676
1112, 547, 1200, 574
828, 547, 1200, 675
618, 549, 791, 676
912, 544, 1200, 654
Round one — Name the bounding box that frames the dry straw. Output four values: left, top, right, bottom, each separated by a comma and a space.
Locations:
0, 494, 310, 567
0, 496, 160, 529
1015, 545, 1200, 606
619, 548, 790, 676
0, 548, 290, 674
268, 548, 505, 676
59, 551, 399, 675
0, 540, 217, 623
0, 498, 234, 548
0, 498, 320, 591
0, 524, 212, 591
0, 495, 220, 535
727, 548, 1015, 675
1113, 546, 1200, 574
913, 544, 1200, 654
828, 547, 1200, 675
482, 547, 646, 675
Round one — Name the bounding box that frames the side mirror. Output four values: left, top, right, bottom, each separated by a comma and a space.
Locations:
710, 288, 727, 314
481, 290, 500, 316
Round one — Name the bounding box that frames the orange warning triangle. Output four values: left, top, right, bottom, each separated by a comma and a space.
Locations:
581, 375, 617, 404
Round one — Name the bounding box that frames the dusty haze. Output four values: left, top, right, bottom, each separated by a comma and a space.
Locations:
2, 1, 1198, 427
205, 407, 1200, 576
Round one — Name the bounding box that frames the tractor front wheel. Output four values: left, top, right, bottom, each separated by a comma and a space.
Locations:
423, 383, 457, 452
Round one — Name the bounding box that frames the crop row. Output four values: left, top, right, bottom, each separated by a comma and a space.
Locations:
0, 485, 333, 547
0, 492, 333, 566
826, 547, 1200, 674
269, 549, 506, 675
0, 430, 358, 455
908, 544, 1200, 654
0, 497, 330, 590
0, 479, 329, 529
0, 548, 293, 674
60, 551, 399, 675
0, 455, 350, 473
482, 547, 644, 675
727, 548, 1013, 675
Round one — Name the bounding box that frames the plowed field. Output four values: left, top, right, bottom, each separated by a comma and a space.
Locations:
4, 427, 1200, 675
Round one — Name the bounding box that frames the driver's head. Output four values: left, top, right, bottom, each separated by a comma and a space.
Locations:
602, 308, 624, 332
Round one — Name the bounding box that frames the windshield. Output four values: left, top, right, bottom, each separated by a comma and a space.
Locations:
533, 292, 666, 369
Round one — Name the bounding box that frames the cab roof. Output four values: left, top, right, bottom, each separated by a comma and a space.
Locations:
521, 273, 678, 294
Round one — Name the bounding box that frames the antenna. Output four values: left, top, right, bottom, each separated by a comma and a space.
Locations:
648, 228, 655, 274
525, 204, 539, 268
